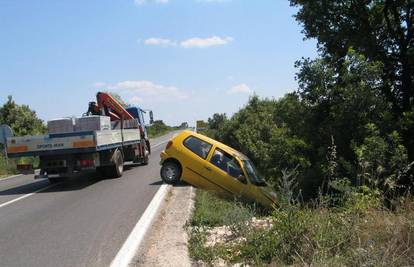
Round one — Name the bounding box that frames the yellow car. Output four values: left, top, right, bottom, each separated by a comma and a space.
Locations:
160, 130, 277, 207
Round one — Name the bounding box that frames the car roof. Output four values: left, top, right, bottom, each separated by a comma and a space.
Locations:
180, 130, 249, 160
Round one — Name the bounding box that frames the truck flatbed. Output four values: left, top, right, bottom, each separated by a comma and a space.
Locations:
6, 129, 141, 158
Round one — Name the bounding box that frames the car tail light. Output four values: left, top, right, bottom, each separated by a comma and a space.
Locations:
166, 140, 173, 150
79, 159, 94, 167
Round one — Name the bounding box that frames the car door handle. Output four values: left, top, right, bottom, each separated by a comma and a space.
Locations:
204, 166, 212, 171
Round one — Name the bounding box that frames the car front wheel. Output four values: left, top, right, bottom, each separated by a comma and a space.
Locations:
160, 162, 181, 184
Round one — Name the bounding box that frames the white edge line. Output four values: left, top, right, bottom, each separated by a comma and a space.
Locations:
151, 140, 169, 149
0, 182, 61, 209
110, 184, 170, 267
0, 174, 23, 182
0, 169, 40, 182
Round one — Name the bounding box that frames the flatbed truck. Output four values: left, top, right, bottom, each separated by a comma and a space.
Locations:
5, 92, 153, 182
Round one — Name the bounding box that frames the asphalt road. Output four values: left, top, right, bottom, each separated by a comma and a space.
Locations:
0, 131, 178, 267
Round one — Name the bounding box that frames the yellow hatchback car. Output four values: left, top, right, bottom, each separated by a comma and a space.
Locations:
160, 130, 277, 207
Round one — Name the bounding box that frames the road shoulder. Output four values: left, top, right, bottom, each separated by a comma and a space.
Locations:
132, 184, 195, 267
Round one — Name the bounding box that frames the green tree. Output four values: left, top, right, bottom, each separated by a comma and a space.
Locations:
208, 113, 227, 130
354, 123, 412, 193
0, 96, 46, 136
290, 0, 413, 113
147, 120, 171, 137
216, 96, 310, 188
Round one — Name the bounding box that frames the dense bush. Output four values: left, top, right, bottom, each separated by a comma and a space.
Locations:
146, 120, 171, 138
189, 188, 414, 266
0, 96, 46, 136
207, 50, 413, 199
0, 96, 46, 176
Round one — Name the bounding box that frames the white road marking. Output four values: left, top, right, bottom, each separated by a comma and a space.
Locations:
0, 182, 61, 209
0, 174, 23, 182
151, 140, 169, 149
110, 184, 170, 267
0, 139, 170, 210
0, 169, 40, 182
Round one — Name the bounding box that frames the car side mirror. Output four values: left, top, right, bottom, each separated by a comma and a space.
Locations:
237, 174, 247, 184
149, 111, 154, 125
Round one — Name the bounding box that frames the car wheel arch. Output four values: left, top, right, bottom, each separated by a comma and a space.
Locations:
163, 158, 183, 177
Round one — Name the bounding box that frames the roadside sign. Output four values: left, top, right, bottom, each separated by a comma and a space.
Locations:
0, 125, 13, 164
196, 120, 208, 133
0, 125, 13, 146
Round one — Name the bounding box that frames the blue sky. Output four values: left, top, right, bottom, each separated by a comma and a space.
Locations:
0, 0, 317, 126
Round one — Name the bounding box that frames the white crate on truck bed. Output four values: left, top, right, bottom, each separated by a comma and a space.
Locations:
47, 118, 75, 134
75, 116, 111, 132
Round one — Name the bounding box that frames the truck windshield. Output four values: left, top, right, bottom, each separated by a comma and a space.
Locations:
243, 160, 267, 186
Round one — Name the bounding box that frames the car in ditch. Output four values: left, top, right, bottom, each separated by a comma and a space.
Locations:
160, 130, 277, 207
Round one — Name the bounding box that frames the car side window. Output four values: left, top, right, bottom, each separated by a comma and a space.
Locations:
183, 136, 212, 159
210, 148, 243, 178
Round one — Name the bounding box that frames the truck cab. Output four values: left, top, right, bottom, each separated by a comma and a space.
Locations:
126, 107, 150, 139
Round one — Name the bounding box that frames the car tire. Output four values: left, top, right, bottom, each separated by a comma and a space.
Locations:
160, 162, 181, 184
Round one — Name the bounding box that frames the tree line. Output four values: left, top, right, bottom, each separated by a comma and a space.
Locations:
207, 0, 413, 199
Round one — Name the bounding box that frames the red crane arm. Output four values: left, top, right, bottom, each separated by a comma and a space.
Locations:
96, 92, 134, 121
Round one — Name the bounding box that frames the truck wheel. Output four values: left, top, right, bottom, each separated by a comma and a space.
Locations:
142, 155, 149, 165
142, 146, 150, 166
160, 162, 181, 184
110, 150, 124, 178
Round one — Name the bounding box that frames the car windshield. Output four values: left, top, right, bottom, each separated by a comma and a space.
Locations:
243, 160, 267, 186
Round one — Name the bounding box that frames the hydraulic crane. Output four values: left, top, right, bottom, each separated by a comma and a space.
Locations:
87, 91, 153, 161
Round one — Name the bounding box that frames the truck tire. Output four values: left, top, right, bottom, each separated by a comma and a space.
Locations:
142, 145, 150, 166
110, 150, 124, 178
160, 161, 181, 184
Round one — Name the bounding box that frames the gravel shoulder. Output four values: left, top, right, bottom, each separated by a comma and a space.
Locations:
132, 184, 195, 267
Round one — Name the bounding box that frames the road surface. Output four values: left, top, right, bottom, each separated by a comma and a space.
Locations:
0, 131, 178, 267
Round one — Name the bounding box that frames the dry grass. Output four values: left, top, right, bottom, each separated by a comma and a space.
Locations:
189, 190, 414, 266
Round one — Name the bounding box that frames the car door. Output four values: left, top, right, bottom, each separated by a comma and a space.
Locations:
239, 160, 277, 207
180, 135, 220, 191
199, 147, 249, 197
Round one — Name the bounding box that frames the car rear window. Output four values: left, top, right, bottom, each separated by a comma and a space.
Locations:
183, 136, 212, 159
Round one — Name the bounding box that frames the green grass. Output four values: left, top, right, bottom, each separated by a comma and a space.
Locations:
188, 188, 414, 266
147, 128, 171, 138
191, 190, 249, 227
0, 155, 40, 178
0, 155, 17, 177
188, 190, 263, 264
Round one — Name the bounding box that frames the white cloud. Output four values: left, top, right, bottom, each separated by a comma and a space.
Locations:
144, 38, 176, 47
180, 36, 233, 48
107, 80, 188, 104
139, 36, 234, 49
227, 84, 253, 94
134, 0, 168, 5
